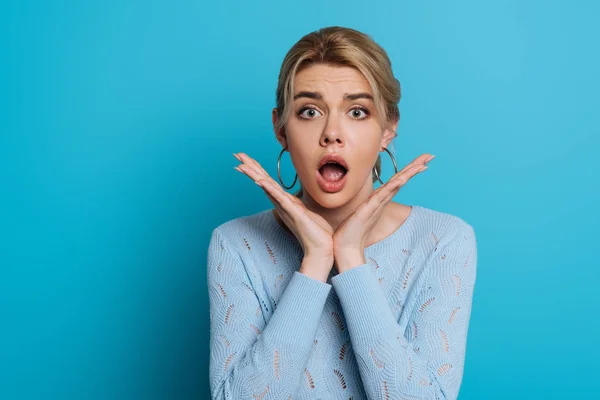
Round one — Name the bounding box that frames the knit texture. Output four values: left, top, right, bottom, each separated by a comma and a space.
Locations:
207, 205, 477, 400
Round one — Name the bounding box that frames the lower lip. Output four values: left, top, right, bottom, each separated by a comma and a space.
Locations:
316, 169, 348, 193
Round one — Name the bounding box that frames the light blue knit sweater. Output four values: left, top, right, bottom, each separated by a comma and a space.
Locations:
207, 205, 477, 399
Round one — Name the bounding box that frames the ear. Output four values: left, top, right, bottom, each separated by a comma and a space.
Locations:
380, 119, 399, 151
272, 108, 288, 149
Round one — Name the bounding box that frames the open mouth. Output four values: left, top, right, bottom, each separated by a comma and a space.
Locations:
318, 161, 348, 182
316, 159, 349, 193
316, 153, 350, 193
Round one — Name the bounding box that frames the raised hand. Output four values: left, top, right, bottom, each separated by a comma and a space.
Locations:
233, 152, 335, 281
332, 153, 435, 272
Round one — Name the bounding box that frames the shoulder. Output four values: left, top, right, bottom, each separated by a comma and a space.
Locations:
410, 204, 477, 258
410, 206, 477, 288
413, 205, 475, 236
209, 208, 274, 255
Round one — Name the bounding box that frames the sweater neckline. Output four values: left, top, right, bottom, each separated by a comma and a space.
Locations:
264, 205, 419, 252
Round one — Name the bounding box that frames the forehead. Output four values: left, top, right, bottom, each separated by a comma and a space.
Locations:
294, 64, 371, 96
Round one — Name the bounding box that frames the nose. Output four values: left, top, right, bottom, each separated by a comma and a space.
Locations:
319, 118, 344, 147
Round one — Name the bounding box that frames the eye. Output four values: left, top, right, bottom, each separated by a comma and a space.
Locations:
297, 106, 322, 119
348, 106, 370, 120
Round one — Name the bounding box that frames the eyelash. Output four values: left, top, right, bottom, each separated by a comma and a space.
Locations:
297, 106, 370, 120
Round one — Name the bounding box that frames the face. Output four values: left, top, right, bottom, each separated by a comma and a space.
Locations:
272, 63, 396, 209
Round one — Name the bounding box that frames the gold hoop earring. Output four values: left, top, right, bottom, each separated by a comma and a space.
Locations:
277, 148, 298, 190
372, 147, 398, 185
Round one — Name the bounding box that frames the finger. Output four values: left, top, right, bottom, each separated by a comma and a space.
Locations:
370, 181, 406, 220
379, 181, 404, 210
236, 153, 279, 186
256, 180, 278, 204
235, 155, 304, 207
368, 165, 414, 204
368, 162, 426, 204
255, 180, 293, 221
256, 179, 299, 216
359, 185, 389, 218
367, 164, 426, 213
365, 184, 385, 203
379, 164, 427, 207
372, 190, 397, 221
235, 154, 306, 221
254, 176, 292, 204
235, 161, 275, 187
391, 153, 434, 179
389, 163, 428, 185
257, 179, 316, 234
413, 153, 435, 165
245, 154, 274, 179
359, 160, 429, 219
240, 162, 304, 209
236, 163, 280, 190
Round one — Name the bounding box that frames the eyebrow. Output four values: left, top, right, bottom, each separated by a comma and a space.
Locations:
293, 91, 374, 101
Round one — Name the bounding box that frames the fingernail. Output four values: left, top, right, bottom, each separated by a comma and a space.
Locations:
233, 153, 241, 161
420, 166, 429, 171
234, 166, 242, 172
426, 155, 436, 163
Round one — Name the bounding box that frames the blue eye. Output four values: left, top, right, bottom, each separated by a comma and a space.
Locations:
297, 106, 369, 120
298, 107, 322, 119
349, 107, 369, 119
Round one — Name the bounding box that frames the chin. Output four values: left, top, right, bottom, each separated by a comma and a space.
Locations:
304, 184, 353, 209
315, 194, 349, 209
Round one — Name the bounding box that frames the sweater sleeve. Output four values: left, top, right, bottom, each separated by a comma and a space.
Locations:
330, 222, 477, 400
207, 228, 332, 399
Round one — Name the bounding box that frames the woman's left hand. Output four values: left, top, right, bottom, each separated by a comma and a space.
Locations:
332, 153, 435, 272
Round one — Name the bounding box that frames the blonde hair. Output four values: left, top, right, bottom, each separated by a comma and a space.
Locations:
275, 26, 402, 198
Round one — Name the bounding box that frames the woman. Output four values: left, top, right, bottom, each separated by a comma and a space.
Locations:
208, 26, 477, 400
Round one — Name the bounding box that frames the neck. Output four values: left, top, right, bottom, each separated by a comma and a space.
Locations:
296, 180, 376, 231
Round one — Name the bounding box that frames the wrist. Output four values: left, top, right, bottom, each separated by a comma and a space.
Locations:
304, 248, 334, 263
300, 255, 334, 283
333, 248, 366, 273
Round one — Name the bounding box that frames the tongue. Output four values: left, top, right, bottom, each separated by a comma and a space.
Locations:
320, 164, 346, 182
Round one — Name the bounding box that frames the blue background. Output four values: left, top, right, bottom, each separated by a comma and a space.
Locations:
2, 0, 598, 398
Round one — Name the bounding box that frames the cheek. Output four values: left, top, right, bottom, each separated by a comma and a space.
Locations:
286, 126, 321, 158
347, 132, 381, 164
344, 123, 381, 145
286, 138, 316, 176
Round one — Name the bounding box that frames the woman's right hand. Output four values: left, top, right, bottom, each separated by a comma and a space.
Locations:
233, 153, 334, 269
